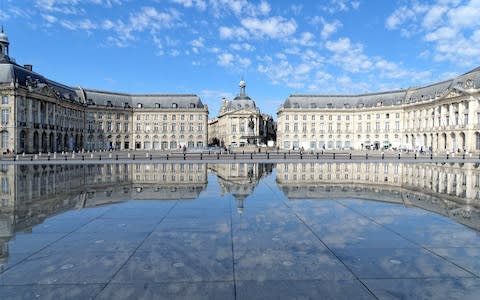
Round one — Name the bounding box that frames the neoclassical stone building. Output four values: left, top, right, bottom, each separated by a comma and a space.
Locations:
208, 81, 275, 148
277, 67, 480, 153
0, 29, 208, 153
80, 89, 207, 151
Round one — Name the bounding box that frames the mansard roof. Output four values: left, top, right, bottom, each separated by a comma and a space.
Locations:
282, 66, 480, 110
0, 61, 81, 102
283, 90, 406, 109
81, 88, 205, 109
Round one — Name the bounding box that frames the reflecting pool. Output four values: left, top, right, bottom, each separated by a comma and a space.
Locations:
0, 162, 480, 299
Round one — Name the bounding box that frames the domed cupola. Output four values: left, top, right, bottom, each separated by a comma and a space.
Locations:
0, 26, 10, 61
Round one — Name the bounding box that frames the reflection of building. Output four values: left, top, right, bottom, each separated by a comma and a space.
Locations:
0, 163, 208, 262
209, 163, 273, 213
0, 29, 208, 153
276, 162, 480, 230
277, 67, 480, 152
208, 81, 275, 148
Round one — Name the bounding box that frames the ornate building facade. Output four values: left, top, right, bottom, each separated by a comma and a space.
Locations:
277, 68, 480, 152
208, 81, 275, 148
0, 30, 208, 154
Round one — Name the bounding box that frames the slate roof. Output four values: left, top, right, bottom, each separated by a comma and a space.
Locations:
282, 66, 480, 109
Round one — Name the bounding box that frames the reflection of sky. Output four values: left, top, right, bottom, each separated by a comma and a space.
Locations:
0, 163, 479, 298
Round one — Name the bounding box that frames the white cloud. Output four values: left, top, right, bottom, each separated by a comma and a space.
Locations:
240, 16, 297, 39
321, 19, 342, 39
326, 38, 373, 73
217, 52, 250, 69
219, 26, 249, 39
321, 0, 361, 13
258, 1, 271, 15
230, 43, 255, 51
386, 0, 480, 66
171, 0, 207, 10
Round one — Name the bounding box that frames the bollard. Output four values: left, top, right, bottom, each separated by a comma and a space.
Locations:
116, 155, 118, 160
13, 156, 16, 161
414, 153, 417, 160
133, 154, 135, 160
333, 153, 335, 159
150, 154, 153, 160
82, 155, 84, 161
398, 153, 401, 159
64, 155, 67, 161
349, 153, 352, 159
200, 153, 203, 160
250, 153, 253, 160
217, 153, 219, 160
430, 153, 433, 159
183, 153, 186, 160
99, 155, 101, 161
446, 154, 449, 160
166, 154, 169, 160
300, 153, 303, 159
48, 155, 50, 161
316, 152, 319, 159
267, 152, 270, 159
463, 153, 465, 159
30, 156, 33, 161
382, 153, 384, 160
366, 153, 368, 160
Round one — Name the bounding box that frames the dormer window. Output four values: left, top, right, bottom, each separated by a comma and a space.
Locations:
189, 103, 196, 108
106, 100, 113, 107
155, 103, 161, 108
327, 103, 333, 108
172, 103, 178, 108
310, 103, 317, 108
124, 102, 130, 108
358, 103, 364, 108
344, 103, 351, 108
137, 103, 143, 108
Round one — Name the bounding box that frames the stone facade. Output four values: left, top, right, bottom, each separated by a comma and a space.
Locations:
208, 81, 275, 148
277, 68, 480, 153
0, 30, 208, 154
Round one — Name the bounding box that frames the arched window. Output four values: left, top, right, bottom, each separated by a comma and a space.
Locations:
1, 130, 8, 149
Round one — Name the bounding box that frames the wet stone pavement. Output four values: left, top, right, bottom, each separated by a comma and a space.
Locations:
1, 172, 480, 299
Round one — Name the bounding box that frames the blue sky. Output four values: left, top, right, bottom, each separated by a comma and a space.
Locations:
1, 0, 480, 118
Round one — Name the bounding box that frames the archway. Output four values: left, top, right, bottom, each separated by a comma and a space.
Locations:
33, 131, 39, 153
49, 132, 54, 152
41, 132, 48, 153
459, 132, 466, 152
19, 130, 26, 153
450, 132, 457, 153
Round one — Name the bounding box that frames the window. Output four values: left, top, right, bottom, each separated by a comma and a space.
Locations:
137, 103, 143, 108
1, 109, 8, 124
1, 131, 8, 148
172, 103, 178, 108
1, 96, 8, 104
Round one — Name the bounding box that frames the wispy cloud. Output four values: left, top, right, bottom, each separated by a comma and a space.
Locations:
385, 0, 480, 67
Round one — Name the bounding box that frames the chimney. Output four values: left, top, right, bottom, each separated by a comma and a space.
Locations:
24, 64, 32, 71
